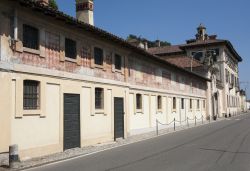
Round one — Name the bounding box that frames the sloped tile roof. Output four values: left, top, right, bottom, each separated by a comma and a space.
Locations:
148, 45, 184, 55
159, 56, 203, 69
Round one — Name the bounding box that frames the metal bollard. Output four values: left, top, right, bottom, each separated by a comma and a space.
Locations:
174, 118, 176, 131
156, 119, 158, 136
9, 144, 19, 169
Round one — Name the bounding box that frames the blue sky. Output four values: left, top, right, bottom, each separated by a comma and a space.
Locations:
57, 0, 250, 97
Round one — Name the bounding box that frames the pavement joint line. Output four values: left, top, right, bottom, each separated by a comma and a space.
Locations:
18, 113, 249, 171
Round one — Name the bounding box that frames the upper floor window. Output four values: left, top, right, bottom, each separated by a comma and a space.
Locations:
173, 97, 176, 110
115, 54, 122, 70
95, 88, 104, 109
157, 96, 162, 110
23, 24, 39, 50
192, 51, 203, 61
225, 69, 229, 83
190, 99, 192, 109
65, 38, 77, 59
94, 47, 104, 65
23, 80, 40, 110
136, 94, 142, 110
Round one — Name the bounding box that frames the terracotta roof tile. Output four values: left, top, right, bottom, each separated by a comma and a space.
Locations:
147, 45, 184, 55
159, 56, 203, 69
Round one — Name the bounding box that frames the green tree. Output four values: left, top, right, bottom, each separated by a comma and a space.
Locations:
49, 0, 58, 10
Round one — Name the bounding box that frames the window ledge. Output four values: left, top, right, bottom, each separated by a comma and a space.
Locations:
65, 57, 77, 63
95, 109, 105, 114
94, 64, 104, 69
135, 109, 143, 114
23, 47, 40, 55
114, 69, 122, 73
22, 109, 42, 116
157, 109, 163, 113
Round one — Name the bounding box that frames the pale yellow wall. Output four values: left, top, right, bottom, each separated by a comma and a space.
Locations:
128, 93, 150, 130
0, 72, 11, 153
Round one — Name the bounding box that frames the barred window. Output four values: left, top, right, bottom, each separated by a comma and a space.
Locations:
157, 96, 162, 110
181, 98, 185, 109
95, 88, 104, 109
173, 97, 176, 110
23, 80, 40, 110
115, 54, 122, 70
23, 24, 39, 50
65, 38, 77, 59
136, 94, 142, 110
94, 47, 103, 65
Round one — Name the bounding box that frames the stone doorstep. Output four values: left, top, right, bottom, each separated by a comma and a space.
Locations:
1, 113, 247, 170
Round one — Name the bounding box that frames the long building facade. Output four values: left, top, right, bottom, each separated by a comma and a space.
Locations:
0, 0, 209, 160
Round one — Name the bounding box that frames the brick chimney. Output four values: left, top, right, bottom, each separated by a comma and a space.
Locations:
76, 0, 94, 25
36, 0, 49, 5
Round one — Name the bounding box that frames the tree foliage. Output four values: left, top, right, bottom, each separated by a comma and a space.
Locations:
49, 0, 58, 10
127, 34, 171, 48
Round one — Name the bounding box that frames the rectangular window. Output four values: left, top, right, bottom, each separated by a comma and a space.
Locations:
181, 98, 184, 109
94, 47, 104, 65
190, 99, 192, 109
136, 94, 142, 110
65, 38, 77, 59
23, 80, 40, 110
95, 88, 104, 109
192, 51, 203, 61
157, 96, 162, 110
115, 54, 122, 70
173, 97, 176, 110
23, 24, 39, 50
197, 100, 200, 109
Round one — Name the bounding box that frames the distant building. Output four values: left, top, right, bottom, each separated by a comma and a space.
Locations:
148, 24, 243, 118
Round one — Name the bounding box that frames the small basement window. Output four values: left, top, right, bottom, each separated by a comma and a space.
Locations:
197, 100, 200, 109
94, 47, 104, 65
95, 88, 104, 109
181, 98, 185, 109
136, 94, 142, 110
23, 80, 40, 110
115, 54, 122, 70
23, 24, 39, 50
157, 96, 162, 110
173, 97, 176, 110
190, 99, 192, 109
65, 38, 77, 59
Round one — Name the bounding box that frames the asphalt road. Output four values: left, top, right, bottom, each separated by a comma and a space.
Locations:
27, 113, 250, 171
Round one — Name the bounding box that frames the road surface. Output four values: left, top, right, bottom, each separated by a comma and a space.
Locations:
26, 113, 250, 171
